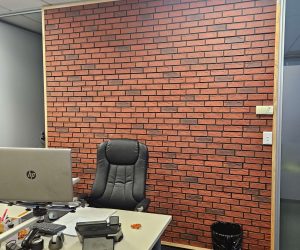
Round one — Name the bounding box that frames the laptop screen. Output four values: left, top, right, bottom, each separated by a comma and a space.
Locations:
0, 147, 73, 203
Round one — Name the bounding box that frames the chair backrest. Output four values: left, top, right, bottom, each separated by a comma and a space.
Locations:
89, 139, 148, 210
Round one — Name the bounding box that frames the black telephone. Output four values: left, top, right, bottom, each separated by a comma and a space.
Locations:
6, 228, 43, 250
21, 228, 43, 250
21, 228, 40, 249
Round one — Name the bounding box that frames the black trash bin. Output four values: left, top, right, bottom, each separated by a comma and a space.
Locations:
211, 221, 243, 250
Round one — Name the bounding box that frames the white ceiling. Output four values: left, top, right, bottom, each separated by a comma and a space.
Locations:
0, 0, 88, 33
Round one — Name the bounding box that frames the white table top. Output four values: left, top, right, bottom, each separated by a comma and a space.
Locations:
0, 205, 172, 250
49, 208, 171, 250
0, 204, 28, 218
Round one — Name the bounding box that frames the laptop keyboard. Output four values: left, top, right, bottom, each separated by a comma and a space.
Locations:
31, 222, 66, 235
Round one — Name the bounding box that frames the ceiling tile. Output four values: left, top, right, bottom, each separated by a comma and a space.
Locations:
0, 0, 91, 34
25, 12, 42, 22
0, 0, 44, 11
0, 5, 9, 14
44, 0, 83, 4
0, 15, 42, 33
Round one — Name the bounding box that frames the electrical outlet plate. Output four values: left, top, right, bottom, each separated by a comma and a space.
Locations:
256, 106, 273, 115
263, 131, 272, 145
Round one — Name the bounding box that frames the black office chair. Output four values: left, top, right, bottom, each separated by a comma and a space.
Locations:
85, 139, 150, 212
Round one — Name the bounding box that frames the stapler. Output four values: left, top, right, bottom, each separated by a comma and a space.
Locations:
75, 216, 123, 250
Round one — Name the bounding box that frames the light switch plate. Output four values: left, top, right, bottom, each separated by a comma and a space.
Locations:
256, 106, 273, 115
263, 131, 272, 145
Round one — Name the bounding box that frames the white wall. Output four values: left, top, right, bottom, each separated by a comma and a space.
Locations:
0, 22, 44, 147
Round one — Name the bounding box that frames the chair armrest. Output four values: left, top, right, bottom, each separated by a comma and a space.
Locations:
135, 198, 150, 212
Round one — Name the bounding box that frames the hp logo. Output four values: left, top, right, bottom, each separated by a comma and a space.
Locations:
26, 170, 36, 180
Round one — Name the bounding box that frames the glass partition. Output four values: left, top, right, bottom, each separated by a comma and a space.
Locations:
280, 0, 300, 248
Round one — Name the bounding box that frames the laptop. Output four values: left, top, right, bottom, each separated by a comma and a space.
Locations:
0, 147, 73, 203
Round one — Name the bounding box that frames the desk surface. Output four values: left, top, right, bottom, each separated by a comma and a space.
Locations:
0, 205, 171, 250
51, 208, 171, 250
0, 204, 28, 218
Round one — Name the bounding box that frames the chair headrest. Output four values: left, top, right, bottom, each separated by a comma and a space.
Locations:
105, 139, 139, 165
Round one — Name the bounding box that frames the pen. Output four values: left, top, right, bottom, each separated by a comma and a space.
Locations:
1, 209, 8, 222
17, 211, 28, 217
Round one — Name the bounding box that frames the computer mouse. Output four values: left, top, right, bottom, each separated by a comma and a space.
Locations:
48, 211, 59, 221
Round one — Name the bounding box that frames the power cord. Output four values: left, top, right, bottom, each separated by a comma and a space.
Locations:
5, 240, 22, 250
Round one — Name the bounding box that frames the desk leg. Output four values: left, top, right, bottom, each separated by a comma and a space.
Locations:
152, 239, 161, 250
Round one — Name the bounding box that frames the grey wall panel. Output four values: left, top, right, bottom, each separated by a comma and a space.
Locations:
281, 65, 300, 200
0, 21, 44, 147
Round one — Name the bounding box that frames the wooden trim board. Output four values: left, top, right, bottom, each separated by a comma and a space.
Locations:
162, 241, 210, 250
271, 0, 283, 249
42, 9, 48, 148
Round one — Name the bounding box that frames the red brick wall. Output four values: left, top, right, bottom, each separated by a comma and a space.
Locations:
44, 0, 276, 248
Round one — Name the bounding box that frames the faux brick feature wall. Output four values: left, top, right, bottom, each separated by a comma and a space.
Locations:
44, 0, 275, 248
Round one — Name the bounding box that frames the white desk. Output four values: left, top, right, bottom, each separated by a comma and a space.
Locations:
0, 204, 29, 218
49, 208, 171, 250
0, 205, 171, 250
